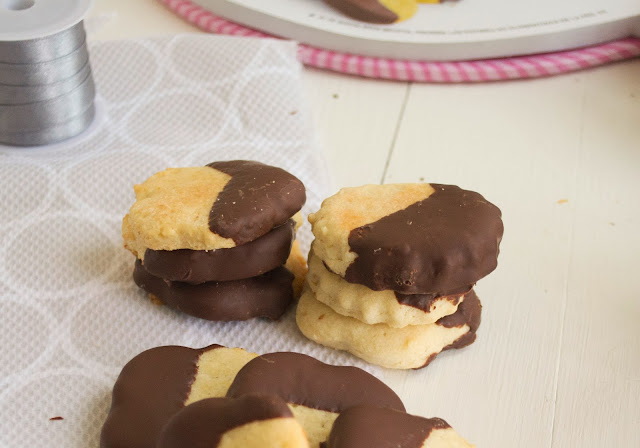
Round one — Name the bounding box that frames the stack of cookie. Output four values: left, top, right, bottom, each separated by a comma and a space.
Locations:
122, 160, 307, 321
297, 183, 503, 369
101, 344, 475, 448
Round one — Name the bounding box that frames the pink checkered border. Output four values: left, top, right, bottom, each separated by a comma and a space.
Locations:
159, 0, 640, 82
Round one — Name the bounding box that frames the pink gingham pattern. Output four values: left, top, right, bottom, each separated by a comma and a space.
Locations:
159, 0, 640, 82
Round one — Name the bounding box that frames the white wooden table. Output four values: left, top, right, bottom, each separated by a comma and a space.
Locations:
89, 2, 640, 447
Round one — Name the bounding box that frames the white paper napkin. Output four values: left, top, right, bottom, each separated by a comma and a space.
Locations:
0, 34, 371, 448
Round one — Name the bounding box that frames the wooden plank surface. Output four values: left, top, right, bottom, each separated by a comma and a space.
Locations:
551, 61, 640, 448
303, 68, 409, 189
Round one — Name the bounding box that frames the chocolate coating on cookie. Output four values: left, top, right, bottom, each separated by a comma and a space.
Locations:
143, 219, 295, 284
208, 161, 306, 245
158, 395, 294, 448
325, 406, 450, 448
394, 285, 470, 312
227, 352, 404, 412
101, 345, 218, 448
133, 260, 295, 321
415, 290, 482, 369
324, 0, 398, 24
346, 184, 503, 294
437, 289, 482, 350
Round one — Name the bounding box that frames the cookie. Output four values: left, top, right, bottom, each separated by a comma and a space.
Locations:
309, 183, 503, 295
141, 215, 300, 284
323, 0, 418, 24
123, 160, 306, 256
325, 405, 474, 448
296, 287, 482, 369
227, 352, 405, 447
287, 240, 308, 298
133, 262, 294, 321
158, 395, 308, 448
307, 250, 468, 328
133, 241, 307, 321
101, 344, 257, 448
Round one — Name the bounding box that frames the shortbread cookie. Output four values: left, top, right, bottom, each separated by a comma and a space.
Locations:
307, 251, 468, 328
324, 0, 418, 24
326, 405, 474, 448
142, 217, 297, 284
227, 352, 404, 447
296, 288, 482, 369
123, 160, 306, 256
309, 183, 502, 294
133, 240, 307, 321
101, 344, 257, 448
134, 262, 295, 321
287, 240, 308, 298
158, 395, 309, 448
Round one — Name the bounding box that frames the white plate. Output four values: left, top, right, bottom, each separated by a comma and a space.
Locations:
191, 0, 640, 60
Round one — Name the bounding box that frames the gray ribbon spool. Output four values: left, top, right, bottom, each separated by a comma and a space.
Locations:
0, 70, 95, 133
0, 1, 94, 146
0, 61, 91, 104
0, 42, 89, 86
0, 103, 95, 147
0, 21, 86, 64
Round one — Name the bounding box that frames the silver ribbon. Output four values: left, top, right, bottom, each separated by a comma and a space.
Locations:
0, 61, 91, 104
0, 22, 86, 64
0, 42, 89, 86
0, 103, 95, 147
0, 21, 95, 146
0, 70, 94, 132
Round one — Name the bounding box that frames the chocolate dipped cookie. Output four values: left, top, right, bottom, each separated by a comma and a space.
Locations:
307, 249, 469, 328
227, 352, 405, 447
158, 395, 309, 448
141, 218, 298, 284
122, 160, 305, 270
296, 287, 482, 369
133, 241, 306, 322
323, 0, 451, 25
325, 405, 474, 448
100, 344, 257, 448
309, 183, 503, 295
323, 0, 417, 24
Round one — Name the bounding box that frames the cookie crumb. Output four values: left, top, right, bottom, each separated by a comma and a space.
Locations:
290, 110, 298, 115
49, 416, 64, 421
419, 177, 425, 182
149, 294, 164, 306
557, 199, 569, 205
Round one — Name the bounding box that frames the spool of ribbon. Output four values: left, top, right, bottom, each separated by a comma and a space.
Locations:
0, 0, 95, 147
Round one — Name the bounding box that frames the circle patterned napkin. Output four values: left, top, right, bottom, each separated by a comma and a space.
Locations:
0, 34, 355, 448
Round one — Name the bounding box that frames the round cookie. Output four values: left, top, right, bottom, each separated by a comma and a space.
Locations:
123, 160, 306, 256
227, 352, 405, 447
134, 262, 295, 321
133, 241, 307, 322
296, 287, 482, 369
158, 395, 309, 448
307, 250, 468, 328
142, 217, 297, 284
326, 405, 474, 448
101, 344, 257, 448
309, 183, 503, 295
323, 0, 418, 24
